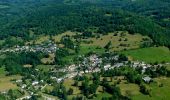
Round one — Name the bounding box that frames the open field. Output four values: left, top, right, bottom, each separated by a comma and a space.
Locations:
81, 31, 149, 51
41, 53, 55, 64
27, 31, 76, 45
132, 77, 170, 100
52, 31, 76, 42
122, 46, 170, 63
0, 69, 21, 92
63, 79, 81, 95
26, 31, 149, 52
62, 75, 170, 100
118, 83, 140, 96
0, 67, 6, 77
94, 92, 112, 100
36, 65, 54, 72
79, 46, 105, 55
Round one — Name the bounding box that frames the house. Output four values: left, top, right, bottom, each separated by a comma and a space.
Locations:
21, 84, 27, 89
56, 78, 63, 83
143, 76, 152, 83
104, 64, 111, 70
16, 80, 22, 83
32, 81, 39, 86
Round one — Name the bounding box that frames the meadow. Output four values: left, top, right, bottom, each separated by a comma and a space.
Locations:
0, 67, 21, 92
60, 75, 170, 100
81, 31, 148, 51
132, 77, 170, 100
122, 47, 170, 63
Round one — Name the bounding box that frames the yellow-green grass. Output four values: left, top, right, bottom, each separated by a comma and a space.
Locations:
23, 64, 32, 68
27, 31, 76, 45
34, 35, 50, 44
81, 31, 148, 51
52, 31, 76, 42
122, 46, 170, 63
132, 77, 170, 100
118, 83, 140, 96
36, 65, 54, 72
0, 67, 6, 76
0, 75, 21, 92
79, 46, 105, 54
63, 79, 81, 95
94, 92, 112, 100
41, 53, 55, 64
164, 64, 170, 71
40, 93, 60, 100
43, 85, 54, 92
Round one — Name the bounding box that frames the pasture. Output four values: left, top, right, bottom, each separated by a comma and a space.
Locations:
0, 67, 21, 92
81, 31, 149, 51
132, 77, 170, 100
122, 46, 170, 63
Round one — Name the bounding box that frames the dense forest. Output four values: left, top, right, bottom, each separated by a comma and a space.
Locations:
0, 0, 170, 46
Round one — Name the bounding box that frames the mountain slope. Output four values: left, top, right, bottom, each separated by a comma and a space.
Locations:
0, 0, 170, 46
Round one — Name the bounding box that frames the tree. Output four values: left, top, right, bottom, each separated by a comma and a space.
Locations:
67, 88, 73, 95
140, 84, 150, 95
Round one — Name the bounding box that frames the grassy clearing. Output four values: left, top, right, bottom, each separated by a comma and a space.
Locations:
94, 92, 112, 100
62, 75, 170, 100
81, 31, 148, 51
52, 31, 76, 42
63, 79, 81, 95
41, 53, 55, 64
0, 67, 6, 77
79, 46, 105, 55
40, 93, 60, 100
36, 65, 54, 72
27, 31, 76, 45
0, 67, 19, 92
122, 46, 170, 63
132, 77, 170, 100
34, 35, 50, 44
0, 75, 21, 92
165, 64, 170, 71
118, 83, 140, 96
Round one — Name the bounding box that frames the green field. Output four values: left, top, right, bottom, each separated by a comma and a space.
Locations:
122, 47, 170, 63
62, 75, 170, 100
0, 69, 21, 92
132, 77, 170, 100
81, 31, 149, 51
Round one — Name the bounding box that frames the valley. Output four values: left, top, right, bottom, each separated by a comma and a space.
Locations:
0, 0, 170, 100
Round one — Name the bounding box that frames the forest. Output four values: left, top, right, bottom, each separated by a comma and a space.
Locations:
0, 0, 169, 47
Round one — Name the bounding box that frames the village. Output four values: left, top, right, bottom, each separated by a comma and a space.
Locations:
0, 41, 58, 54
14, 52, 163, 100
0, 38, 169, 100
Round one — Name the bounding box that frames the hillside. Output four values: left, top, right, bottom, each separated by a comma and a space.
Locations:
0, 0, 169, 47
0, 0, 170, 99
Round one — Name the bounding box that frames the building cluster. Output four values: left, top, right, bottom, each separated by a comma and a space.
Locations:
0, 42, 57, 54
11, 53, 162, 99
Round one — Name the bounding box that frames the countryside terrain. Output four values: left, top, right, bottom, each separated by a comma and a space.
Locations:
0, 0, 170, 100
